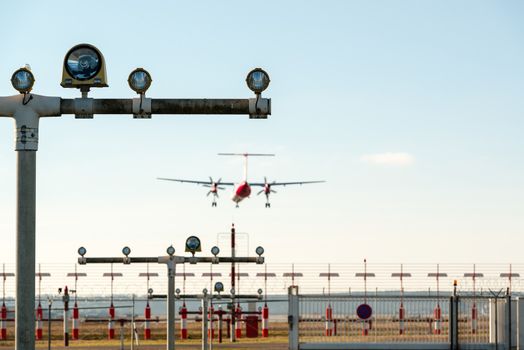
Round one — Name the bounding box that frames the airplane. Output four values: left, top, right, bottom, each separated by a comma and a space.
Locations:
157, 153, 325, 208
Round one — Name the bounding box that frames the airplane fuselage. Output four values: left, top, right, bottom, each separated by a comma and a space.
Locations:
232, 181, 251, 203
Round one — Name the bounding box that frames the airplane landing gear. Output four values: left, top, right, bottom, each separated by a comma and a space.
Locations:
212, 201, 217, 207
265, 202, 271, 208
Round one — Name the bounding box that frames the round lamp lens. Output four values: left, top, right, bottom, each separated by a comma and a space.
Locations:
167, 245, 175, 256
77, 247, 87, 256
246, 68, 270, 93
215, 282, 224, 292
258, 288, 263, 295
255, 246, 264, 256
176, 288, 181, 294
65, 46, 102, 81
11, 69, 34, 93
186, 236, 201, 252
128, 69, 152, 93
211, 246, 220, 256
122, 246, 131, 256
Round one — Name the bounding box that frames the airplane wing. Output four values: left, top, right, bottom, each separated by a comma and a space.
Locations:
157, 178, 235, 186
250, 180, 326, 187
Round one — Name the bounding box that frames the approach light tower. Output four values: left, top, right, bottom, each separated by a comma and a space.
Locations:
0, 43, 271, 350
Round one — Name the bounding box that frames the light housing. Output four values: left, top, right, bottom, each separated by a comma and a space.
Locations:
175, 288, 181, 295
211, 246, 220, 256
128, 68, 152, 94
122, 246, 131, 256
77, 247, 87, 257
202, 288, 208, 295
246, 68, 270, 94
185, 236, 202, 254
11, 67, 35, 94
214, 282, 224, 293
166, 245, 175, 256
61, 43, 108, 88
257, 288, 263, 295
255, 246, 264, 256
148, 288, 154, 294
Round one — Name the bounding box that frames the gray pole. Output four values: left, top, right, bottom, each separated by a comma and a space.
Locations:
202, 296, 209, 350
16, 150, 36, 350
167, 259, 175, 350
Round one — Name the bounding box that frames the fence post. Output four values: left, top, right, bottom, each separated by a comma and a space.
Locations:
288, 286, 299, 350
517, 297, 524, 350
506, 294, 512, 350
449, 296, 458, 349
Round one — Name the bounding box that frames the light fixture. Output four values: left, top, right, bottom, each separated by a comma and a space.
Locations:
77, 247, 87, 257
175, 288, 181, 295
202, 288, 208, 295
230, 288, 235, 295
61, 43, 108, 89
122, 246, 131, 256
257, 288, 263, 295
166, 245, 175, 256
185, 236, 201, 255
148, 288, 154, 295
128, 68, 152, 94
211, 246, 220, 256
246, 68, 270, 94
255, 246, 264, 256
214, 282, 224, 293
11, 67, 35, 94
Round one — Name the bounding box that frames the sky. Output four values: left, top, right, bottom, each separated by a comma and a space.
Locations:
0, 1, 523, 267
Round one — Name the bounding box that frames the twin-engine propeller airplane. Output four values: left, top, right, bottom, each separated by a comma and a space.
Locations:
158, 153, 325, 208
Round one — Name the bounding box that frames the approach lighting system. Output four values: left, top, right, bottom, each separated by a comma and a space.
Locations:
61, 43, 108, 89
77, 247, 87, 257
246, 68, 270, 94
128, 68, 152, 94
255, 246, 264, 256
211, 246, 220, 256
11, 67, 35, 94
214, 282, 224, 293
122, 246, 131, 256
166, 245, 175, 256
185, 236, 202, 255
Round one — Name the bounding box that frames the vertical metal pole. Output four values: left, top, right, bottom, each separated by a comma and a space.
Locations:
230, 224, 236, 342
202, 296, 209, 350
167, 260, 175, 350
47, 299, 52, 350
131, 294, 135, 350
15, 150, 36, 350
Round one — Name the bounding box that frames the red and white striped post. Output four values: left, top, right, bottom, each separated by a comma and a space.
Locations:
67, 264, 87, 341
180, 303, 188, 339
1, 265, 13, 341
0, 303, 6, 340
35, 303, 43, 340
471, 303, 478, 334
139, 265, 158, 341
35, 265, 50, 341
208, 305, 215, 339
235, 305, 242, 339
108, 303, 115, 340
262, 304, 269, 337
325, 304, 333, 336
144, 302, 151, 340
72, 302, 79, 340
433, 304, 442, 335
63, 286, 70, 346
103, 266, 122, 340
362, 320, 370, 336
399, 304, 405, 335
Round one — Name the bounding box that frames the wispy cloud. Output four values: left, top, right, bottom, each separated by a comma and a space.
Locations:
360, 152, 414, 166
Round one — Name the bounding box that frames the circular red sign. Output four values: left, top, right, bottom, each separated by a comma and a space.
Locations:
356, 303, 372, 320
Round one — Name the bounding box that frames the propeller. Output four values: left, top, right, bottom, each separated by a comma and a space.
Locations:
257, 177, 277, 195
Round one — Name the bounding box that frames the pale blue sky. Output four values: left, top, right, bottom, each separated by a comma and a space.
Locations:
0, 1, 523, 266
